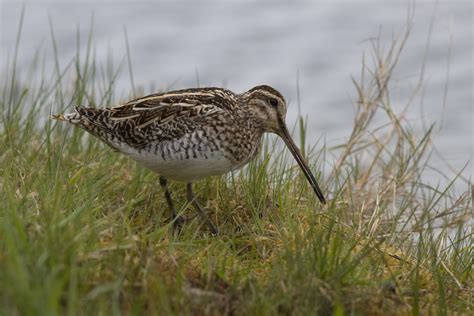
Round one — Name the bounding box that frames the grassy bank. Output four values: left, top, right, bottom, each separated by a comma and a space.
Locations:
0, 16, 472, 315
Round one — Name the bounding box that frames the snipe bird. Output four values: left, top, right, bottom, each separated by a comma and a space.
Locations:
52, 85, 326, 234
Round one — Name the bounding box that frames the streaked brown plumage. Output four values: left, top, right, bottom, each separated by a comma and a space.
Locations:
52, 85, 326, 234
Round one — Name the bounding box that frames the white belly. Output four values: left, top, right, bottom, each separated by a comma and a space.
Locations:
119, 144, 235, 182
134, 152, 234, 181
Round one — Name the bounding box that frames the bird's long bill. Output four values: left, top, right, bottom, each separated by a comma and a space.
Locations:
278, 124, 326, 204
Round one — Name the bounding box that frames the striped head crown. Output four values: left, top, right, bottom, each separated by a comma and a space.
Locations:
241, 85, 287, 133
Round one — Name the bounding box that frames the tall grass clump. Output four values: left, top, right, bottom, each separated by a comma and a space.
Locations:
1, 12, 472, 315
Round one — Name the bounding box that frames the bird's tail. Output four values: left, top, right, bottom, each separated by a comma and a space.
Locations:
51, 106, 84, 124
51, 106, 121, 151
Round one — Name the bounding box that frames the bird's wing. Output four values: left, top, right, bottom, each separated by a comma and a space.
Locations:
106, 88, 236, 129
73, 88, 238, 147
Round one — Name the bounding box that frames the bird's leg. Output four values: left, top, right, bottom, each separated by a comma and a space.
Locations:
186, 183, 218, 235
159, 176, 184, 230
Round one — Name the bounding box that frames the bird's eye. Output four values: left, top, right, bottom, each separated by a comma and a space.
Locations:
269, 98, 278, 107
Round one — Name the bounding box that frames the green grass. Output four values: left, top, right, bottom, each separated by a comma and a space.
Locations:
1, 14, 472, 315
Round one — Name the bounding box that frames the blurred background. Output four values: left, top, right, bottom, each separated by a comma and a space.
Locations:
1, 0, 472, 184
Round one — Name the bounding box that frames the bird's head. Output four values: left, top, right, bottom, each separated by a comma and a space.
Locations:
241, 85, 288, 133
242, 85, 326, 204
